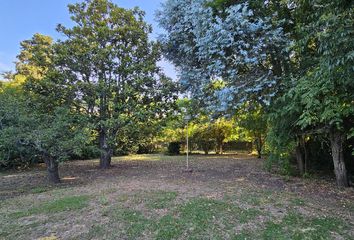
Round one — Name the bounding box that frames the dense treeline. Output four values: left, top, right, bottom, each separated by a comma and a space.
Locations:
157, 0, 354, 187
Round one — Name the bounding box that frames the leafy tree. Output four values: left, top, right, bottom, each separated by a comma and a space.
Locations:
236, 102, 267, 158
53, 0, 176, 168
0, 78, 89, 182
291, 0, 354, 187
192, 123, 215, 154
0, 83, 36, 169
16, 33, 53, 81
157, 0, 288, 111
209, 118, 233, 154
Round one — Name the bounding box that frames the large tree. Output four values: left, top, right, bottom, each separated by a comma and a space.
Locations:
0, 33, 90, 183
157, 0, 288, 110
292, 0, 354, 187
54, 0, 176, 168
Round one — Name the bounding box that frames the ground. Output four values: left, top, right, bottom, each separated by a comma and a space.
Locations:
0, 154, 353, 240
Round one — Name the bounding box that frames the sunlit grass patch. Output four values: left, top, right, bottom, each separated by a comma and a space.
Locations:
112, 154, 184, 162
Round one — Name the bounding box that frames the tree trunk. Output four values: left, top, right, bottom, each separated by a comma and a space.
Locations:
300, 137, 309, 174
219, 143, 223, 154
45, 155, 60, 184
330, 129, 349, 187
295, 143, 305, 175
255, 136, 262, 158
203, 147, 209, 155
99, 129, 112, 169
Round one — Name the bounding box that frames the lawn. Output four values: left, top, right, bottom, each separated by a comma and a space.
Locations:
0, 154, 353, 240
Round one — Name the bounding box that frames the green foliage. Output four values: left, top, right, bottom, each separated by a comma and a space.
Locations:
53, 0, 177, 166
16, 33, 53, 81
236, 102, 267, 157
0, 85, 37, 168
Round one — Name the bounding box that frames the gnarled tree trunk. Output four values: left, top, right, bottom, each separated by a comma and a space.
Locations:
330, 129, 349, 187
44, 155, 60, 183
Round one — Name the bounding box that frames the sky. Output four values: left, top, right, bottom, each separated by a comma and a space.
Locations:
0, 0, 177, 79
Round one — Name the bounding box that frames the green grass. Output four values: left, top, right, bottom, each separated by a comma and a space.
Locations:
9, 195, 90, 218
226, 189, 274, 206
129, 190, 178, 209
0, 221, 42, 239
289, 197, 306, 206
154, 215, 183, 240
30, 186, 49, 194
1, 154, 352, 240
261, 212, 347, 240
98, 195, 109, 206
108, 196, 261, 240
111, 208, 152, 239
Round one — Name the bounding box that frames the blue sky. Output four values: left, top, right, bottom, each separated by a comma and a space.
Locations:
0, 0, 177, 79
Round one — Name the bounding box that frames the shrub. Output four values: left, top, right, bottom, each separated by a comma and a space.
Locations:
166, 142, 181, 155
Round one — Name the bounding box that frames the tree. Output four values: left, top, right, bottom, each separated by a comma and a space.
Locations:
0, 77, 89, 182
0, 83, 35, 169
16, 33, 53, 81
0, 32, 92, 182
236, 102, 267, 158
54, 0, 176, 168
289, 0, 353, 187
157, 0, 288, 111
192, 123, 215, 154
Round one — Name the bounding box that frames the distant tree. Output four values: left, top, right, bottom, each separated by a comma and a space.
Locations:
16, 33, 53, 81
192, 123, 215, 154
236, 102, 267, 158
209, 118, 233, 154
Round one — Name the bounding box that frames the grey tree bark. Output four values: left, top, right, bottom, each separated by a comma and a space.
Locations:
330, 129, 349, 187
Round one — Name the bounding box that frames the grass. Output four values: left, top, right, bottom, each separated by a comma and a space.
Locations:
1, 154, 353, 239
30, 186, 49, 194
290, 197, 306, 206
104, 195, 261, 240
260, 212, 347, 240
130, 190, 178, 209
9, 195, 90, 219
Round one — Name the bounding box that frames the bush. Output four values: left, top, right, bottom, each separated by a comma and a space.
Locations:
166, 142, 181, 155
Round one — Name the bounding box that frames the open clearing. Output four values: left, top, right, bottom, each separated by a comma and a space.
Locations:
1, 154, 353, 240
